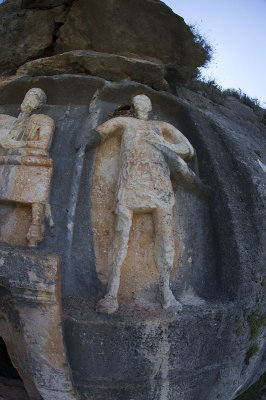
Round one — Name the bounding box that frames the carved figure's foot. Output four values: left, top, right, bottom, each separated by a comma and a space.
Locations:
96, 294, 119, 314
162, 290, 182, 311
26, 224, 42, 247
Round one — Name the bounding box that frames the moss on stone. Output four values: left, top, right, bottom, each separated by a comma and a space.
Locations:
235, 315, 245, 336
248, 307, 266, 340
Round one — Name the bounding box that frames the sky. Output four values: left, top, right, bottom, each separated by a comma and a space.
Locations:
162, 0, 266, 107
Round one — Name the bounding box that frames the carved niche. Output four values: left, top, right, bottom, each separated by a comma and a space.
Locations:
83, 94, 205, 314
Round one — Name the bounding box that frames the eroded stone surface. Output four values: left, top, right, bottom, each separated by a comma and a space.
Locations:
0, 75, 264, 400
92, 94, 200, 314
0, 88, 54, 247
0, 0, 207, 82
17, 50, 169, 91
0, 247, 77, 400
21, 0, 73, 8
0, 1, 67, 76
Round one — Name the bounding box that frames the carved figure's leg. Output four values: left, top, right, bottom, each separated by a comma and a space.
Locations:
27, 202, 44, 247
96, 205, 133, 314
153, 206, 182, 311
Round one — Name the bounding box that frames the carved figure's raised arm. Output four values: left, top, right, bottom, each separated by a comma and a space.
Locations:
160, 122, 195, 160
148, 121, 195, 160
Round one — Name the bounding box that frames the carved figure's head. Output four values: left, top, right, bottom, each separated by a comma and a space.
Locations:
20, 88, 47, 113
132, 94, 152, 120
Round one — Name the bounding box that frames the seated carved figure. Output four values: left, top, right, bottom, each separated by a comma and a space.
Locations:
0, 88, 54, 247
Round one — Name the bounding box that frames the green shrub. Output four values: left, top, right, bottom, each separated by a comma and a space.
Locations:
248, 307, 266, 340
235, 315, 245, 336
223, 88, 261, 110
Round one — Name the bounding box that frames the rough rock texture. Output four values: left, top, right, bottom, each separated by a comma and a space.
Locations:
0, 1, 265, 399
17, 50, 169, 90
0, 0, 68, 76
0, 74, 264, 399
0, 0, 207, 81
21, 0, 73, 8
0, 377, 29, 400
0, 247, 77, 400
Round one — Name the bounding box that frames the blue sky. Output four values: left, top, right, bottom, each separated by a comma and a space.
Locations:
1, 0, 265, 106
163, 0, 266, 107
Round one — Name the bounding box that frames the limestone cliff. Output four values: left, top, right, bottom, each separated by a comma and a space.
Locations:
0, 1, 265, 400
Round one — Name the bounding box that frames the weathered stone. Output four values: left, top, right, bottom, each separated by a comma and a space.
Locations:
0, 88, 55, 247
0, 0, 207, 82
54, 0, 206, 81
17, 50, 168, 90
0, 74, 264, 399
0, 247, 77, 400
21, 0, 73, 9
0, 1, 67, 76
93, 94, 198, 314
0, 376, 29, 400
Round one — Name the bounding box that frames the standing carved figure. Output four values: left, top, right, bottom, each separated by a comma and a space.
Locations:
84, 94, 196, 314
0, 88, 54, 247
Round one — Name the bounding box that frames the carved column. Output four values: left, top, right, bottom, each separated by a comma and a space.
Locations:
0, 247, 77, 400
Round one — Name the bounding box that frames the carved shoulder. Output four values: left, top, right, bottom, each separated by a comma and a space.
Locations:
96, 116, 126, 140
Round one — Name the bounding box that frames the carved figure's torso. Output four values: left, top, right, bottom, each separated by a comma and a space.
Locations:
116, 117, 174, 211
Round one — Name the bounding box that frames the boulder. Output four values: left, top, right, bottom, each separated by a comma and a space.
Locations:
0, 0, 207, 82
17, 50, 169, 90
0, 0, 67, 76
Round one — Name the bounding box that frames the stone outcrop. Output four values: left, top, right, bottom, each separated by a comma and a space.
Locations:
0, 1, 265, 400
0, 74, 265, 399
21, 0, 73, 8
0, 0, 66, 76
0, 0, 207, 82
17, 50, 169, 90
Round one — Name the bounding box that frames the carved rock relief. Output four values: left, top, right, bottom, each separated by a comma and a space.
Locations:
0, 88, 54, 247
0, 89, 77, 400
91, 94, 198, 314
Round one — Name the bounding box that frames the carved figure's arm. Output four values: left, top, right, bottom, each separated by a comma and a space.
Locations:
155, 144, 210, 198
0, 116, 27, 149
162, 122, 195, 160
0, 136, 26, 149
26, 115, 55, 151
77, 117, 125, 151
148, 121, 195, 160
95, 117, 124, 141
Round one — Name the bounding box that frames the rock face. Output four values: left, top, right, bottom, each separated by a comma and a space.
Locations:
17, 50, 169, 90
0, 0, 207, 81
0, 74, 264, 400
0, 1, 265, 400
